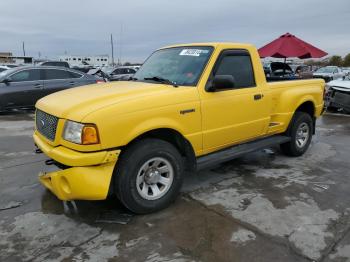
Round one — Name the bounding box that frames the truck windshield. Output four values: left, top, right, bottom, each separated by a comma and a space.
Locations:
134, 46, 213, 86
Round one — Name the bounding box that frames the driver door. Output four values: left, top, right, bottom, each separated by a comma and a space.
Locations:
200, 49, 271, 153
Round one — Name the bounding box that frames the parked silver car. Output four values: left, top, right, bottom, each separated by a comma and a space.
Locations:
0, 66, 101, 111
0, 66, 11, 73
109, 66, 137, 81
313, 66, 345, 82
38, 61, 70, 68
325, 79, 350, 113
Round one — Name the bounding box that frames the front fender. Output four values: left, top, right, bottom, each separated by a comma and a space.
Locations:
88, 102, 203, 154
125, 117, 186, 144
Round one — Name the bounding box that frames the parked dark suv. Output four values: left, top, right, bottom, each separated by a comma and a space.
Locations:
38, 61, 70, 68
0, 66, 100, 111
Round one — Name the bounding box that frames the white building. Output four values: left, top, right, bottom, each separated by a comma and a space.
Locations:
0, 52, 33, 65
59, 55, 110, 67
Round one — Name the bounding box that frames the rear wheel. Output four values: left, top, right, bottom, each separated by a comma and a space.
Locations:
280, 112, 313, 156
114, 138, 184, 214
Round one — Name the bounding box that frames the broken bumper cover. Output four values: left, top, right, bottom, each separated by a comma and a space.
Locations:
38, 162, 116, 201
33, 132, 120, 201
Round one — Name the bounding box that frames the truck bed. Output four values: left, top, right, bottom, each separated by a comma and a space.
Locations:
267, 78, 324, 89
266, 76, 302, 82
263, 78, 325, 135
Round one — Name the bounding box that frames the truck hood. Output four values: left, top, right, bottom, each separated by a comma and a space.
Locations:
327, 80, 350, 92
36, 81, 178, 121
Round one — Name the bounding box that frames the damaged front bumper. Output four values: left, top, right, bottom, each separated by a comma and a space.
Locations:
38, 162, 116, 201
34, 132, 120, 201
325, 89, 350, 111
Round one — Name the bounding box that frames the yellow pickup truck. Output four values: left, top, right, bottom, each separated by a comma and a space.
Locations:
34, 43, 325, 213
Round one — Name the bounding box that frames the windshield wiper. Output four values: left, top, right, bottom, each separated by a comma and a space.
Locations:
144, 76, 178, 87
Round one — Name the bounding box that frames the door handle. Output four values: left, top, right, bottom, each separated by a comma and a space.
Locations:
34, 84, 43, 88
254, 94, 263, 100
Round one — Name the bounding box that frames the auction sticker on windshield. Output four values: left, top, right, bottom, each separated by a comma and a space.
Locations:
179, 49, 209, 56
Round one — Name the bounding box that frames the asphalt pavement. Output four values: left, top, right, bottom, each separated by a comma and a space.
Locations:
0, 111, 349, 262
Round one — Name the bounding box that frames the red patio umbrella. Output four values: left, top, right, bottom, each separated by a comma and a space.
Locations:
258, 32, 328, 59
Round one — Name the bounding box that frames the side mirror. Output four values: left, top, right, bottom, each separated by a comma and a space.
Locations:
1, 78, 11, 84
207, 75, 235, 92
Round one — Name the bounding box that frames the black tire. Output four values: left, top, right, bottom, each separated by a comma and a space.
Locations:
326, 105, 339, 113
280, 112, 313, 157
343, 108, 350, 115
114, 138, 184, 214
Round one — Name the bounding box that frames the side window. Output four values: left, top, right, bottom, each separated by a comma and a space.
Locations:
10, 70, 40, 82
69, 71, 82, 79
113, 69, 122, 75
44, 69, 73, 80
214, 51, 255, 88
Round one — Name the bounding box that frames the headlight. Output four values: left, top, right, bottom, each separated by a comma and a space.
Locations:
63, 120, 99, 145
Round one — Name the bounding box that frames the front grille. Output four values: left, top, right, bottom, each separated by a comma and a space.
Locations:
36, 110, 59, 141
333, 92, 350, 107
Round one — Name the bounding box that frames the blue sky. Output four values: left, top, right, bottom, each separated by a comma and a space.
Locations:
1, 0, 349, 63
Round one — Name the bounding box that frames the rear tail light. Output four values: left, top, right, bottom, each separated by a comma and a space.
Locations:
323, 87, 326, 100
96, 80, 105, 84
323, 84, 327, 100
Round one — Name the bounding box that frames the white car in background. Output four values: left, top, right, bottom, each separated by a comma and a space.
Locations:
109, 66, 137, 81
130, 65, 141, 71
313, 66, 345, 82
0, 65, 11, 73
325, 79, 350, 113
341, 67, 350, 78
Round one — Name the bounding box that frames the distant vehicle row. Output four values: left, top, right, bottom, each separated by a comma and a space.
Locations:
1, 59, 348, 114
263, 62, 348, 82
313, 66, 346, 82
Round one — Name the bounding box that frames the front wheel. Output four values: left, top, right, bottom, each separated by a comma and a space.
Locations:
280, 112, 313, 157
114, 138, 184, 214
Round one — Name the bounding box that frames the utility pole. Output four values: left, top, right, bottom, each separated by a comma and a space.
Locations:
119, 23, 123, 65
22, 41, 26, 57
110, 34, 115, 66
